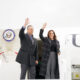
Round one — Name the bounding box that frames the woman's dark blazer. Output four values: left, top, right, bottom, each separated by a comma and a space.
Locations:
39, 29, 60, 79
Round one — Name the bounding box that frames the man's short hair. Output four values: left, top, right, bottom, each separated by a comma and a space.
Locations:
27, 25, 33, 29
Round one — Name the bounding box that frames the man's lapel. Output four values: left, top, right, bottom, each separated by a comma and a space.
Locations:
25, 34, 32, 45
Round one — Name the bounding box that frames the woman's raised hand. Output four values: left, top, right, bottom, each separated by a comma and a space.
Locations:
42, 23, 47, 30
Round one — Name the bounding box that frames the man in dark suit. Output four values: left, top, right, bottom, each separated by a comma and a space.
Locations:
16, 18, 38, 80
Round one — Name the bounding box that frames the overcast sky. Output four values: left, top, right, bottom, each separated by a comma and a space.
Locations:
0, 0, 80, 29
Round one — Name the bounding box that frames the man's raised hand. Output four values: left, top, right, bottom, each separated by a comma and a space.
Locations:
24, 18, 29, 27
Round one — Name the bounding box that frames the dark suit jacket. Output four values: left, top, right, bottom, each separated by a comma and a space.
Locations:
16, 27, 38, 66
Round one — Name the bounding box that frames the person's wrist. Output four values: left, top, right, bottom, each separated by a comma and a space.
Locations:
23, 24, 27, 27
42, 27, 45, 30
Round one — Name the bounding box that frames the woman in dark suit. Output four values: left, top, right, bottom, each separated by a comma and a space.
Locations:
39, 23, 61, 79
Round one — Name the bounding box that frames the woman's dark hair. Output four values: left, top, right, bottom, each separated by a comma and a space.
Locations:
47, 30, 57, 40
